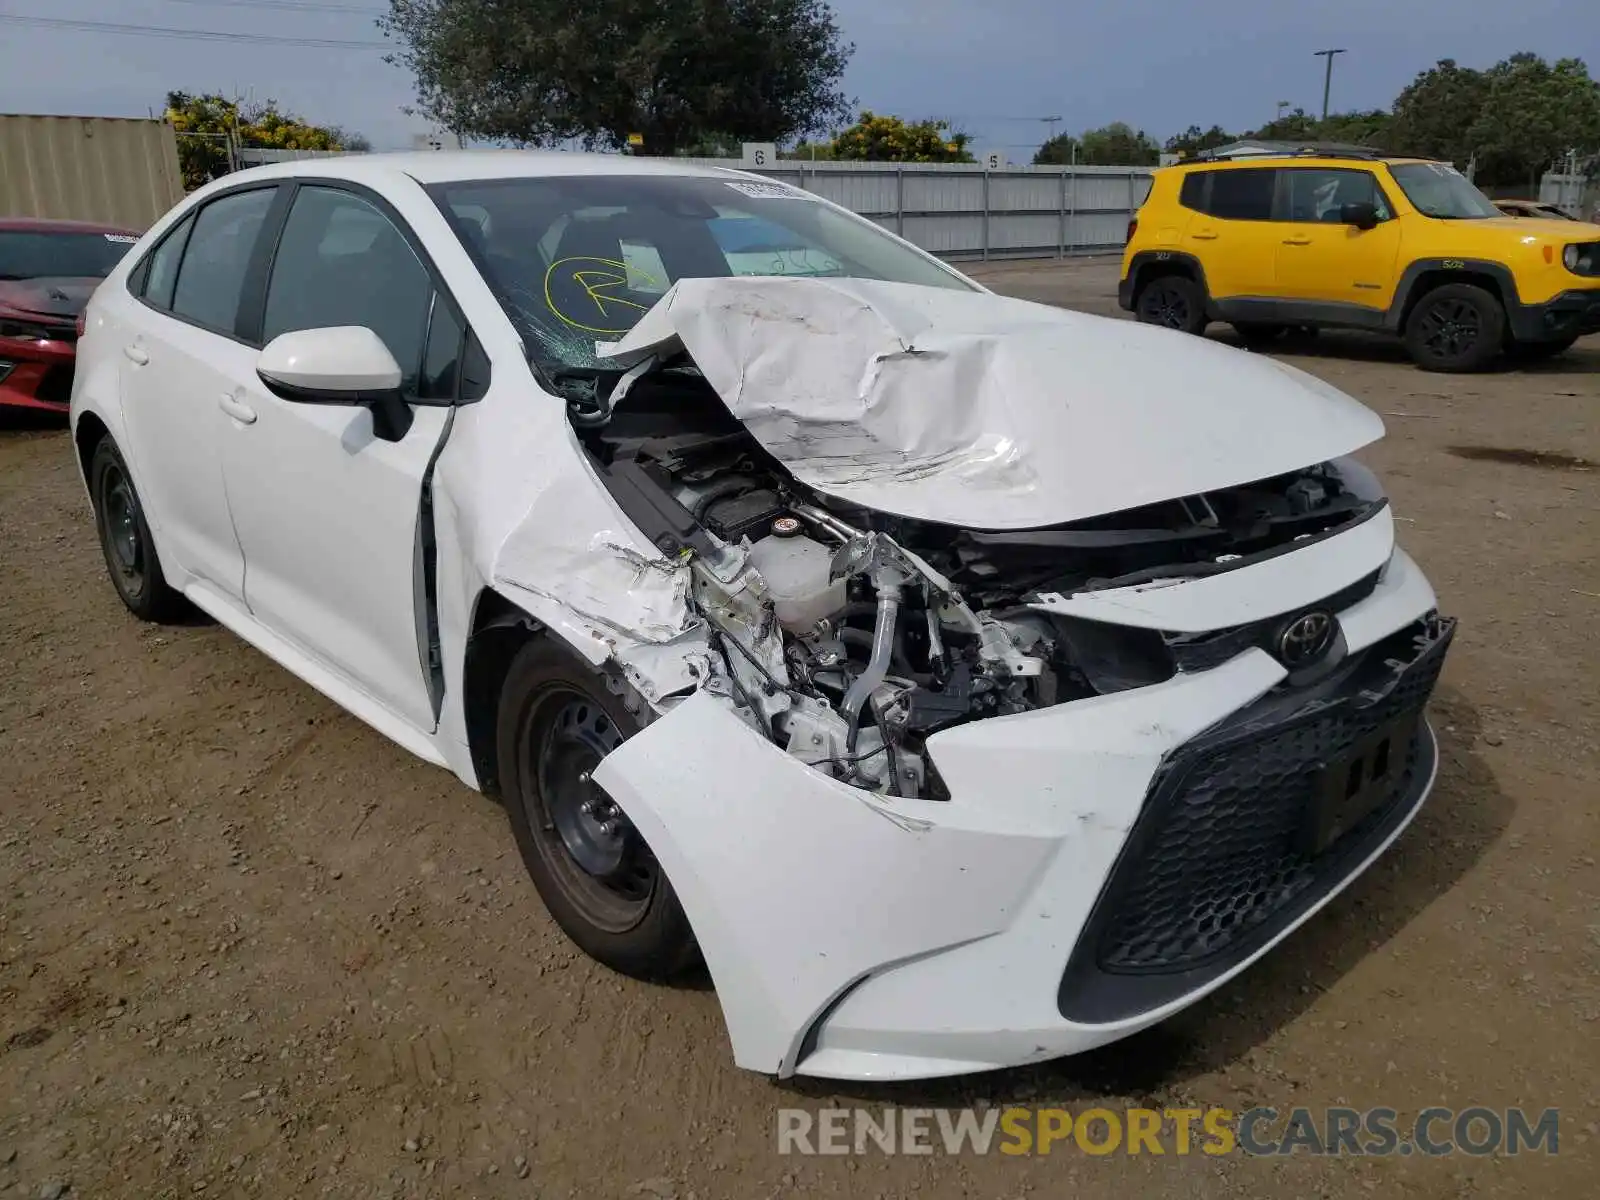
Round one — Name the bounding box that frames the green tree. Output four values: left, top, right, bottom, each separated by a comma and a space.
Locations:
1465, 54, 1600, 187
165, 92, 357, 190
1387, 59, 1490, 167
1163, 124, 1234, 158
380, 0, 853, 156
1077, 122, 1159, 166
1232, 107, 1390, 150
828, 111, 973, 162
1032, 132, 1082, 165
1243, 107, 1321, 142
1316, 109, 1393, 147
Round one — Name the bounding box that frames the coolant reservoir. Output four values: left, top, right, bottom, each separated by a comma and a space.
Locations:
747, 533, 846, 633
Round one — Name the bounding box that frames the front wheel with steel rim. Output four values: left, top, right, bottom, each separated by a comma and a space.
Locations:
1134, 274, 1208, 335
496, 638, 698, 980
1402, 282, 1506, 373
89, 438, 183, 622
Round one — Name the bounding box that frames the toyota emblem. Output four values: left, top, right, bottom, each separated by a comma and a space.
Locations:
1277, 611, 1336, 666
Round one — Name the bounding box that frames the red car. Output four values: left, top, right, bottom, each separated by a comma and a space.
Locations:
0, 217, 140, 413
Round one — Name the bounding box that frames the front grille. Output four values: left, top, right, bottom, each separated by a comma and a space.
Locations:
1166, 568, 1381, 673
1059, 613, 1454, 1024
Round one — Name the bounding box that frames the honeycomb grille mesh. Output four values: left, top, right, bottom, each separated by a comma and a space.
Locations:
1095, 622, 1449, 974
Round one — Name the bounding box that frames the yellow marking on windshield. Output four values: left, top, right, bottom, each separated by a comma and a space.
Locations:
543, 255, 664, 334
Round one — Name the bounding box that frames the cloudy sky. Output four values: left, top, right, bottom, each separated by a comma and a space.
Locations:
0, 0, 1592, 156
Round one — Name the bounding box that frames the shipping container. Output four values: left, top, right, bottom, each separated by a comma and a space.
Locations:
0, 114, 185, 232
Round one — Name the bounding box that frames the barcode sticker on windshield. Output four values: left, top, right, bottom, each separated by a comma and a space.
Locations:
103, 234, 138, 243
724, 180, 812, 200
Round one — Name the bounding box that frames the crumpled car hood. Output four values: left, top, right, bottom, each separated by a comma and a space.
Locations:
601, 276, 1385, 531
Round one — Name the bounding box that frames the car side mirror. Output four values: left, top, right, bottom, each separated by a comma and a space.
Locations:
256, 326, 414, 442
1340, 202, 1379, 231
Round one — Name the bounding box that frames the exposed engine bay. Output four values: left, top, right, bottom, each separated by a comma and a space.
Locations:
564, 365, 1386, 801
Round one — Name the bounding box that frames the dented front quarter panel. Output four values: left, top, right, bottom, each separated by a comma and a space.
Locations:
432, 376, 695, 667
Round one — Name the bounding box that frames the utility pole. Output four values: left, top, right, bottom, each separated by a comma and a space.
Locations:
1314, 49, 1346, 122
1040, 115, 1063, 155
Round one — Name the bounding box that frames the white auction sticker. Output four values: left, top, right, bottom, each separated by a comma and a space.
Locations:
724, 180, 811, 200
103, 233, 138, 243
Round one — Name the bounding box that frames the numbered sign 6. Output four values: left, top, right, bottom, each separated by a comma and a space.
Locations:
742, 143, 778, 169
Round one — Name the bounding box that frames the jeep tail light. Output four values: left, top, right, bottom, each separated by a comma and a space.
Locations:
75, 309, 87, 339
1126, 217, 1139, 242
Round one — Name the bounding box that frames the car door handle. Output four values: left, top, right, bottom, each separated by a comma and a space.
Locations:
1283, 236, 1313, 245
123, 344, 149, 365
218, 392, 257, 425
1191, 231, 1219, 240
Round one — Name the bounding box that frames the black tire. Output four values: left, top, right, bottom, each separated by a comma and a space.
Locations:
1507, 335, 1579, 363
1402, 283, 1506, 373
88, 438, 184, 622
1135, 274, 1208, 335
1231, 321, 1288, 347
496, 638, 698, 980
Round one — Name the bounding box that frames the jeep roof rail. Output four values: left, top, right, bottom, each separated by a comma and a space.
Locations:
1187, 142, 1431, 164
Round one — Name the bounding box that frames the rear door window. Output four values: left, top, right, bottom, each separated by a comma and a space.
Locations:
170, 188, 277, 336
141, 214, 195, 310
1204, 169, 1277, 221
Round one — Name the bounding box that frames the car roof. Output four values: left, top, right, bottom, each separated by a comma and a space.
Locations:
0, 216, 140, 234
208, 149, 765, 190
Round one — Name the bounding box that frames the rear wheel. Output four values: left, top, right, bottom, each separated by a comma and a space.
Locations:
1135, 275, 1208, 335
1402, 283, 1506, 373
1507, 335, 1578, 363
496, 638, 698, 980
89, 438, 184, 622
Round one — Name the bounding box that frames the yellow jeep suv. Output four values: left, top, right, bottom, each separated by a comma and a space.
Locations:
1118, 147, 1600, 371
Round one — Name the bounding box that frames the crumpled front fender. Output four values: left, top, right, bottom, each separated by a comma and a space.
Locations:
590, 691, 1060, 1076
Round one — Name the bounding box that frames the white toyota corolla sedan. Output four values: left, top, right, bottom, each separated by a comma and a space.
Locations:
69, 151, 1455, 1082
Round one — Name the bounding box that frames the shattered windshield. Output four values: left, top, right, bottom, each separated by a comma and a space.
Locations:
426, 173, 976, 375
1388, 162, 1501, 220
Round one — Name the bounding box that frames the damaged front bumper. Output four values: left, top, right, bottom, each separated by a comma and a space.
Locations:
592, 548, 1452, 1081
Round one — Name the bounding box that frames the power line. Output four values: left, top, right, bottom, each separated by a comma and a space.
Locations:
0, 14, 388, 49
153, 0, 385, 14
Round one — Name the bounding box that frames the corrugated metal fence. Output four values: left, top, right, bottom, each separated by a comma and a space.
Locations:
0, 115, 186, 231
238, 147, 1154, 261
677, 159, 1154, 260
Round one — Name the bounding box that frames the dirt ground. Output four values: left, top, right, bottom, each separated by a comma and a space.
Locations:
2, 258, 1596, 1199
